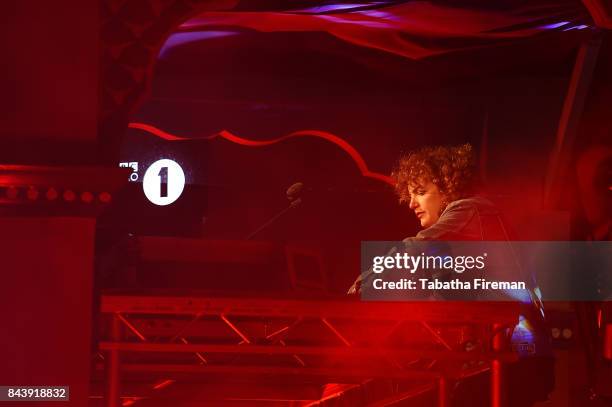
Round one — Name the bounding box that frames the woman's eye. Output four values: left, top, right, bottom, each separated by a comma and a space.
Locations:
417, 190, 426, 195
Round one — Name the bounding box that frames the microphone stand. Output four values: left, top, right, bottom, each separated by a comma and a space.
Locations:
245, 198, 302, 240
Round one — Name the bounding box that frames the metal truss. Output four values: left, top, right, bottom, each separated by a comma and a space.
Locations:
95, 295, 519, 407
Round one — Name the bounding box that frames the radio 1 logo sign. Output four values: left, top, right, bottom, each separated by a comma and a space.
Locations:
119, 159, 186, 206
119, 161, 139, 181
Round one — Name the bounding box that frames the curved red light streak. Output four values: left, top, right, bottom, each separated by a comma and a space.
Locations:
128, 122, 394, 185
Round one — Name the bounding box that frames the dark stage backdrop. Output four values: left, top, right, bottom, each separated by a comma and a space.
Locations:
95, 19, 594, 295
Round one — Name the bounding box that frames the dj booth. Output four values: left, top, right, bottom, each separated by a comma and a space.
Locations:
95, 294, 519, 407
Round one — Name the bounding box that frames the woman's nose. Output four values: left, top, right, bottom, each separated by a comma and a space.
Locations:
409, 197, 418, 209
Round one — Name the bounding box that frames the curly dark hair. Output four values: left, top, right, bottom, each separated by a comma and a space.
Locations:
392, 144, 477, 204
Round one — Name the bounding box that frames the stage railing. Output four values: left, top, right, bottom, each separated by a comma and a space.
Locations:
96, 295, 519, 407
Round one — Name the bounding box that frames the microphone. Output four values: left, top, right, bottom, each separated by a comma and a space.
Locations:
286, 182, 304, 208
245, 182, 305, 240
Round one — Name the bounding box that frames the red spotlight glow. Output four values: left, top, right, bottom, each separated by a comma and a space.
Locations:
46, 188, 59, 201
80, 191, 94, 203
63, 190, 76, 202
26, 187, 39, 201
99, 192, 112, 203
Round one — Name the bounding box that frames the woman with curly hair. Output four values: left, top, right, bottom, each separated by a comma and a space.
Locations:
392, 143, 499, 241
349, 143, 516, 296
348, 144, 554, 407
349, 143, 508, 293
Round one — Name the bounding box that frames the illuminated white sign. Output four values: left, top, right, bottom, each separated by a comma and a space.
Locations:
142, 159, 185, 206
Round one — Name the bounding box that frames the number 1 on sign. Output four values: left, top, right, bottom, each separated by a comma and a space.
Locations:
142, 159, 185, 206
158, 166, 168, 197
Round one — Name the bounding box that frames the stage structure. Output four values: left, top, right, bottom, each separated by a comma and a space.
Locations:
95, 295, 519, 407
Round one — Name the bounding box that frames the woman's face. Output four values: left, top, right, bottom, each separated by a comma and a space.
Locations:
408, 182, 447, 228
